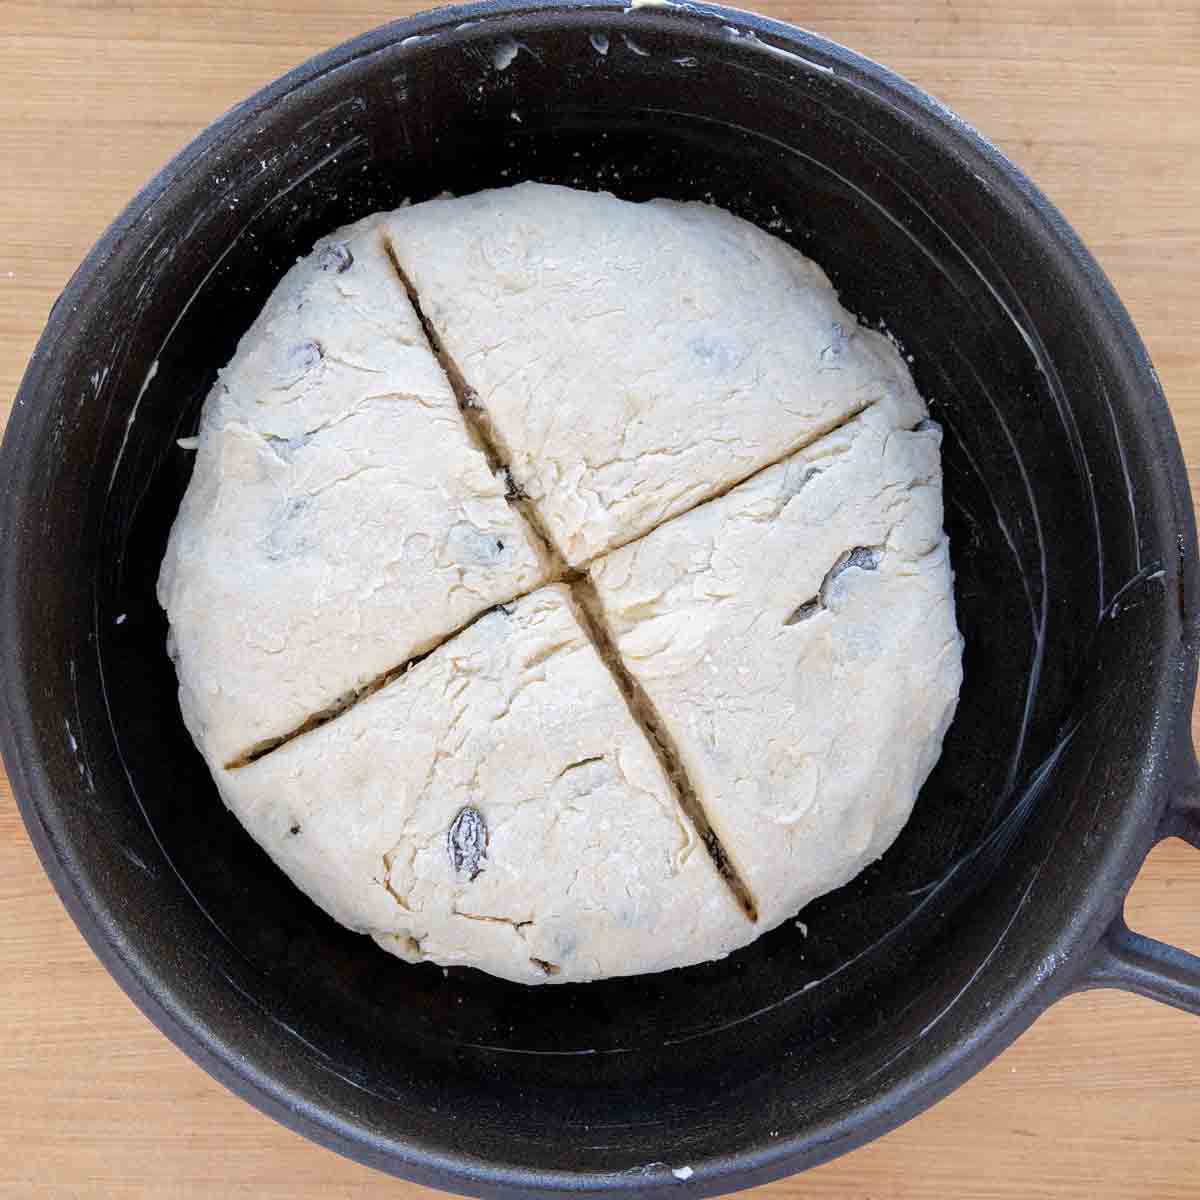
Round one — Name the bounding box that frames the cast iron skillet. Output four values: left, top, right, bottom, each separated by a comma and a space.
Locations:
2, 3, 1199, 1196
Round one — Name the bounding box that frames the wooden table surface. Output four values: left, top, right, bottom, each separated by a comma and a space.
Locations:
2, 1, 1199, 1196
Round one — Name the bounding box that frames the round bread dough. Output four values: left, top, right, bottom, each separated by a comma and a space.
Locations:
160, 183, 963, 984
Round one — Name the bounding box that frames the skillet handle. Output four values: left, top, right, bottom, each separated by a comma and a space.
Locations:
1077, 781, 1200, 1015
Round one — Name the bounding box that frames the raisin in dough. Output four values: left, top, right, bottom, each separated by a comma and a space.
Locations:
588, 395, 964, 932
158, 214, 550, 768
383, 182, 924, 566
215, 585, 747, 984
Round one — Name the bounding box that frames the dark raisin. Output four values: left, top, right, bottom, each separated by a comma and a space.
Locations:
783, 598, 822, 626
828, 546, 882, 582
500, 467, 524, 500
780, 464, 823, 502
448, 806, 488, 880
819, 321, 849, 365
287, 339, 323, 375
317, 242, 354, 273
785, 547, 882, 626
289, 823, 301, 836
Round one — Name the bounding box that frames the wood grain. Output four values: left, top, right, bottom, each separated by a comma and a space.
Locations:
1, 0, 1199, 1195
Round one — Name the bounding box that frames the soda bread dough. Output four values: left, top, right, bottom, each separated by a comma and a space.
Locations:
160, 183, 963, 984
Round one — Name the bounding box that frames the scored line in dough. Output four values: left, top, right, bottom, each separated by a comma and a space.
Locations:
381, 238, 568, 579
223, 227, 895, 924
387, 231, 760, 922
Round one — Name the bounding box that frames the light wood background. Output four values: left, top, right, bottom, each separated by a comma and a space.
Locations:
2, 1, 1199, 1196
